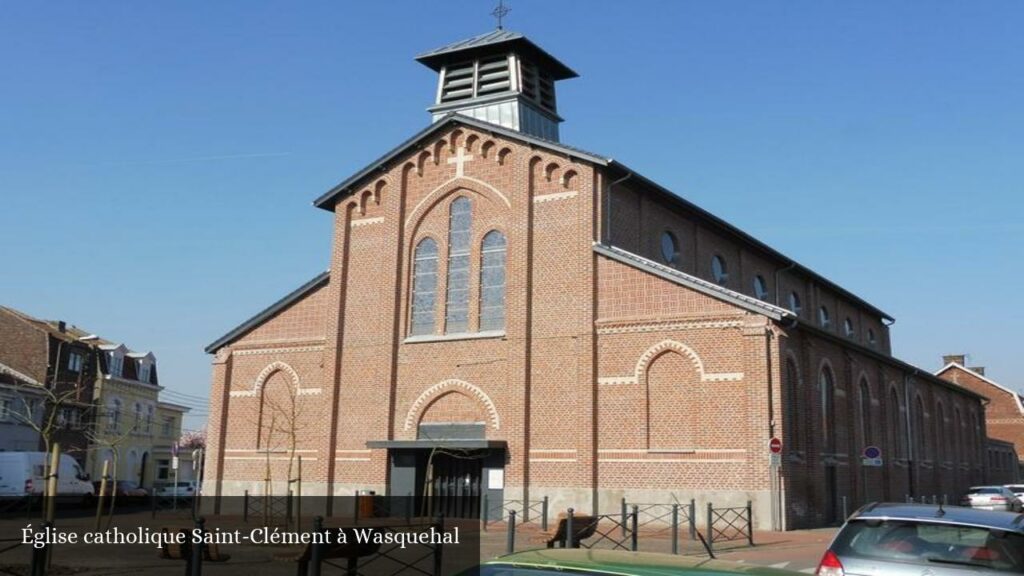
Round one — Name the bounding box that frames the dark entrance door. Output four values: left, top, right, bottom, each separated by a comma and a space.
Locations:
425, 450, 483, 518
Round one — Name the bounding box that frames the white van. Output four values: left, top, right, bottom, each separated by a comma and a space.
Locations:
0, 452, 93, 500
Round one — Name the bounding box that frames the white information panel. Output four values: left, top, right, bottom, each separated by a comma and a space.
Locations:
487, 468, 504, 490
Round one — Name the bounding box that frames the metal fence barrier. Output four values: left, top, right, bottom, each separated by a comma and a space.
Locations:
621, 498, 696, 553
706, 501, 753, 554
482, 496, 548, 531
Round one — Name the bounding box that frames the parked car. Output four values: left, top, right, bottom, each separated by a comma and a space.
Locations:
153, 481, 198, 498
0, 452, 93, 502
1005, 484, 1024, 500
477, 549, 802, 576
817, 502, 1024, 575
961, 486, 1024, 512
92, 480, 148, 499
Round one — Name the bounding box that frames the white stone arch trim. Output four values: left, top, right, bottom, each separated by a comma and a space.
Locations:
404, 176, 511, 228
403, 379, 500, 431
229, 361, 321, 397
597, 339, 744, 385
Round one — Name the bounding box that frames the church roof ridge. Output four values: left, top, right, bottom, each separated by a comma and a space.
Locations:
204, 270, 330, 353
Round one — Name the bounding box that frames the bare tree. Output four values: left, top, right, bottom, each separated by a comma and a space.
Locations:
261, 383, 309, 494
85, 415, 140, 528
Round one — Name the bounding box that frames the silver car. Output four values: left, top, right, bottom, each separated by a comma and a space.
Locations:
818, 502, 1024, 574
962, 486, 1023, 512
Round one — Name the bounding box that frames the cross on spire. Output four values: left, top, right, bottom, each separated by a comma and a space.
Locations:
491, 0, 510, 30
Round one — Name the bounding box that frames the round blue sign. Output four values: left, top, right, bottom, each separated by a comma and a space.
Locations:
863, 445, 881, 459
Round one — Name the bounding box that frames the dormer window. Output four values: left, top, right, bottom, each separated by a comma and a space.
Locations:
67, 351, 83, 373
139, 363, 151, 384
108, 353, 123, 378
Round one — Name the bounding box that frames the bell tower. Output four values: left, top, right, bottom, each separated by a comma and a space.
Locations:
416, 30, 578, 141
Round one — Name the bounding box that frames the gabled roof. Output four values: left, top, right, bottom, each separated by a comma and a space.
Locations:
204, 271, 330, 354
416, 29, 577, 80
311, 114, 893, 322
594, 243, 796, 321
312, 113, 609, 211
936, 362, 1024, 415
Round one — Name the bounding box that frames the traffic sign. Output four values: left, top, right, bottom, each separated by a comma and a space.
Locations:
862, 445, 883, 467
769, 437, 783, 454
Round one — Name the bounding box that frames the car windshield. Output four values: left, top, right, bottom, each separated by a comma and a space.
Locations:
1008, 486, 1024, 493
833, 519, 1024, 572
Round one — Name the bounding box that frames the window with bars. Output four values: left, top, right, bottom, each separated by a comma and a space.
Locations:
445, 197, 472, 333
479, 230, 507, 332
410, 238, 439, 336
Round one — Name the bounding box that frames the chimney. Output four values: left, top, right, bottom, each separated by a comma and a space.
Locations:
969, 366, 986, 376
942, 354, 965, 366
57, 321, 66, 333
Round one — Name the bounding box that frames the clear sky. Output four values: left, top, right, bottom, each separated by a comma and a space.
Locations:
2, 1, 1022, 430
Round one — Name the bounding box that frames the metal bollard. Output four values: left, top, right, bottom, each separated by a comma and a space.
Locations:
190, 517, 205, 576
506, 510, 517, 555
541, 496, 549, 532
482, 494, 489, 531
433, 515, 445, 576
671, 504, 679, 555
406, 492, 413, 524
309, 516, 324, 576
566, 508, 574, 549
842, 496, 848, 521
746, 501, 754, 546
631, 505, 638, 551
689, 499, 696, 541
30, 521, 52, 576
706, 502, 714, 555
620, 498, 627, 538
243, 490, 249, 523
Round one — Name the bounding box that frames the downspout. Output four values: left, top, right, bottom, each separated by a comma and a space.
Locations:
904, 373, 914, 496
603, 170, 633, 246
774, 262, 797, 308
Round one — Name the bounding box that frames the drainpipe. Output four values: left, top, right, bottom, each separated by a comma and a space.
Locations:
603, 170, 633, 246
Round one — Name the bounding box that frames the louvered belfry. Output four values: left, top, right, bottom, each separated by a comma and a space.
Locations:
416, 29, 577, 141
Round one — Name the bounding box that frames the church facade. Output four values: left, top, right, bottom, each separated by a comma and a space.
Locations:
204, 30, 990, 529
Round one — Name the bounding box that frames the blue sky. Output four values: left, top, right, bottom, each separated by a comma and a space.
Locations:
2, 1, 1022, 430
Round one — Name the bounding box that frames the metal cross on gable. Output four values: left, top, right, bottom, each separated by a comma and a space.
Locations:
492, 0, 510, 30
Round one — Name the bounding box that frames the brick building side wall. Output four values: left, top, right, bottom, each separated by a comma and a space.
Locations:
937, 365, 1024, 461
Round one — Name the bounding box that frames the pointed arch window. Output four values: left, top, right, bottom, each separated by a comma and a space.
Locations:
410, 238, 439, 336
859, 378, 872, 446
445, 197, 472, 333
479, 230, 507, 332
820, 367, 836, 453
890, 389, 905, 459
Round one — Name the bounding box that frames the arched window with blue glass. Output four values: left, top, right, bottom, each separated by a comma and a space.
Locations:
479, 230, 507, 332
410, 237, 439, 336
445, 196, 472, 333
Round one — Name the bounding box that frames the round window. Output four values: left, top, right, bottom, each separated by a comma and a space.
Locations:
819, 306, 831, 329
753, 275, 768, 300
660, 231, 678, 265
788, 292, 802, 314
711, 256, 728, 285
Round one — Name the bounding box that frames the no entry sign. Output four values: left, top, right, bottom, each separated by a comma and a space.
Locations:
769, 437, 783, 454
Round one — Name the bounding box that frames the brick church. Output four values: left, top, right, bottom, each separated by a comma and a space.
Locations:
205, 29, 992, 529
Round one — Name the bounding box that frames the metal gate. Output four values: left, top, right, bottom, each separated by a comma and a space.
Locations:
424, 452, 481, 519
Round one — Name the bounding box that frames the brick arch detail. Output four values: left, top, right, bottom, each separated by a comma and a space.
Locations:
229, 361, 321, 398
404, 176, 510, 229
403, 379, 500, 431
598, 339, 744, 385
